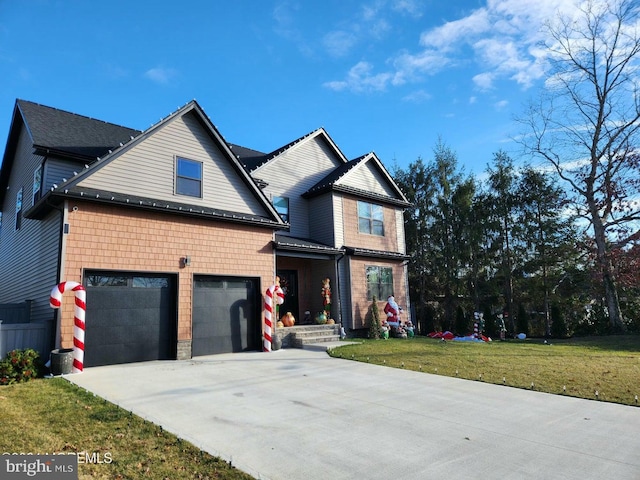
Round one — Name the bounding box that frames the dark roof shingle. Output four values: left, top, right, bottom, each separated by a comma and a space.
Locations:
17, 100, 140, 159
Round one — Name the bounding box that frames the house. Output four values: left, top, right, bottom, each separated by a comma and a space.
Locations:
0, 99, 411, 366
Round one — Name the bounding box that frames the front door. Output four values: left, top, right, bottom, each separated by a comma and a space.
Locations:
276, 270, 299, 323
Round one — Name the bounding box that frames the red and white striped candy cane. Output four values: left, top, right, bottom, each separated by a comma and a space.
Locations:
50, 281, 86, 373
263, 283, 284, 352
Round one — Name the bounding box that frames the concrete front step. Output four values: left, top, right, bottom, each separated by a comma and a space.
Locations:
274, 324, 341, 349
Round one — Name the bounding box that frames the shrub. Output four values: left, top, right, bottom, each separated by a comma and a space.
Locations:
0, 349, 42, 385
550, 303, 568, 338
516, 304, 530, 336
482, 306, 496, 338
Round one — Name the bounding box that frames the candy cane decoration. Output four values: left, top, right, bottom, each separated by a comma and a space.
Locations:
50, 281, 86, 373
263, 281, 284, 352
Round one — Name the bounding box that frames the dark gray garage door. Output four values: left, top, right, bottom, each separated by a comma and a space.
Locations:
192, 276, 260, 356
83, 272, 176, 367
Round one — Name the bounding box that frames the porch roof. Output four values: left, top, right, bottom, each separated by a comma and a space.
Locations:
344, 246, 410, 260
273, 234, 344, 256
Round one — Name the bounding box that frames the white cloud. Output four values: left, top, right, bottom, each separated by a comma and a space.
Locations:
326, 0, 597, 95
494, 99, 509, 110
402, 89, 432, 102
473, 72, 495, 90
144, 67, 178, 85
391, 0, 423, 18
323, 31, 358, 58
323, 61, 393, 93
420, 8, 491, 51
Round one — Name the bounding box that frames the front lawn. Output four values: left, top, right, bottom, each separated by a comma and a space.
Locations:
330, 335, 640, 405
0, 378, 254, 479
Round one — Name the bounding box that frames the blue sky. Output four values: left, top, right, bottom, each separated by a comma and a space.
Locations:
0, 0, 581, 176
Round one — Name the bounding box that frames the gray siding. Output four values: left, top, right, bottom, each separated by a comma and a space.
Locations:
44, 158, 86, 197
78, 112, 268, 216
0, 125, 61, 325
257, 135, 343, 239
337, 159, 397, 197
308, 193, 334, 246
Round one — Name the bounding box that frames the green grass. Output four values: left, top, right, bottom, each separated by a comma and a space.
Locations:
0, 378, 254, 480
329, 335, 640, 405
1, 336, 637, 479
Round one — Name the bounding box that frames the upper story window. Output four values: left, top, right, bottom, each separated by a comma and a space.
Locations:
273, 196, 289, 222
32, 164, 43, 205
15, 188, 23, 230
175, 157, 202, 198
358, 201, 384, 236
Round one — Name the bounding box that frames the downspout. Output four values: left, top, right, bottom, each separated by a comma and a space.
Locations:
402, 259, 412, 326
47, 195, 69, 350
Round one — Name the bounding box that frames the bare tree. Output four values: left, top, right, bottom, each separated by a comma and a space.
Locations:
519, 0, 640, 332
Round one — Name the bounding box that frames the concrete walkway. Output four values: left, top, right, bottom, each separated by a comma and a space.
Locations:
69, 347, 640, 480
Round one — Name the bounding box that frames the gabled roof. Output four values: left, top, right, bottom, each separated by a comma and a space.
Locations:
303, 152, 411, 207
16, 100, 285, 228
240, 128, 349, 172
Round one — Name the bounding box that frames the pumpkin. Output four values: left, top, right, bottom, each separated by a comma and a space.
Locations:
281, 312, 296, 327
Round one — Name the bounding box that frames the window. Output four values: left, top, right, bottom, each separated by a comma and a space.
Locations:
175, 157, 202, 198
273, 196, 289, 222
366, 266, 394, 300
32, 164, 43, 204
85, 275, 128, 287
0, 211, 3, 237
358, 201, 384, 236
133, 277, 169, 288
15, 188, 23, 231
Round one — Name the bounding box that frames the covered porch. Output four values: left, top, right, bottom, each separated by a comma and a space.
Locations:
272, 234, 344, 328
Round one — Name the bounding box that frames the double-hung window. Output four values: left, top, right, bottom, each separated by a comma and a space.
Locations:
366, 265, 393, 300
358, 201, 384, 236
175, 157, 202, 198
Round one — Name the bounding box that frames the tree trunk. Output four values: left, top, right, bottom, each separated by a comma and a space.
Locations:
591, 207, 626, 332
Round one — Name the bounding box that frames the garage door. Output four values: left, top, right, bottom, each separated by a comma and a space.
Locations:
83, 272, 177, 367
192, 276, 260, 356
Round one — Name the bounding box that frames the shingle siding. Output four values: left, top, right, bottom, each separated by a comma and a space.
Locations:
77, 112, 268, 216
0, 124, 60, 324
57, 202, 274, 349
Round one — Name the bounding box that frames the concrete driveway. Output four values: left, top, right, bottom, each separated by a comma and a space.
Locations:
69, 347, 640, 480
